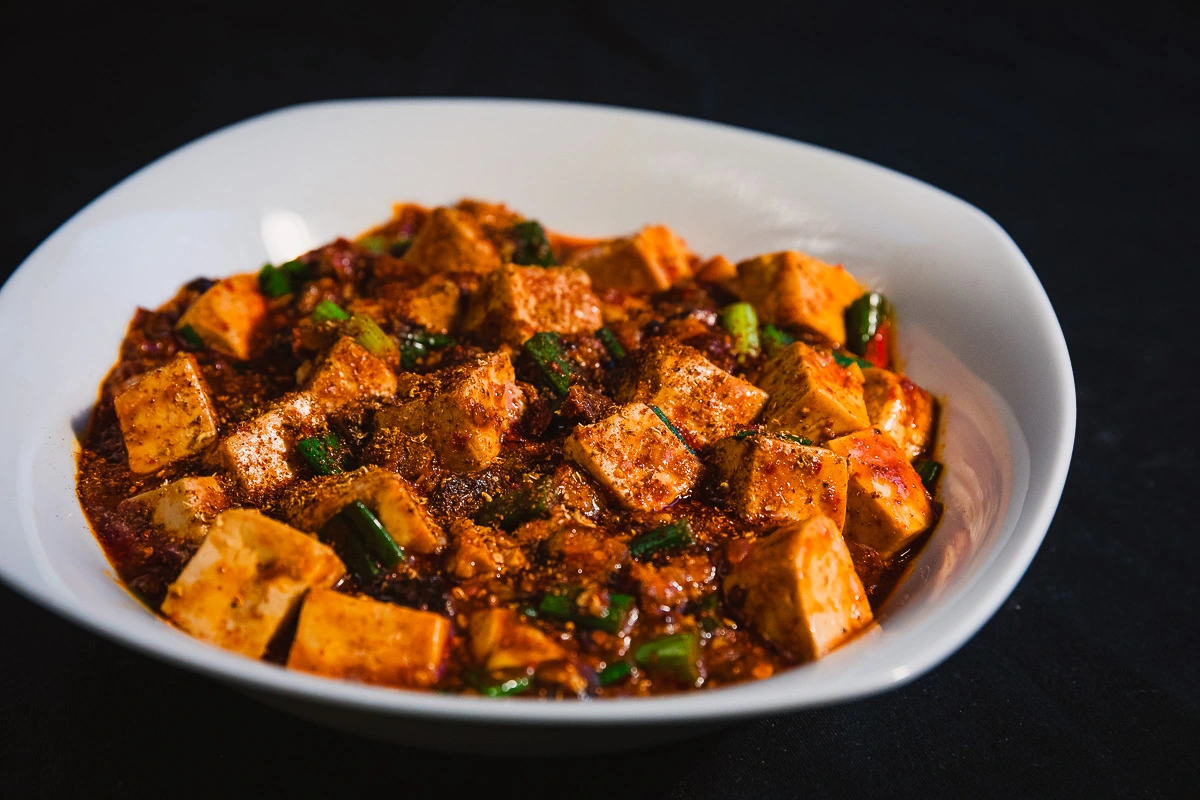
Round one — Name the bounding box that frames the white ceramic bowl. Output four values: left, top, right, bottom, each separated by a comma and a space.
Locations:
0, 99, 1074, 754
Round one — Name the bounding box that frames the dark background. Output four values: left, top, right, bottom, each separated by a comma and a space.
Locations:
3, 2, 1197, 796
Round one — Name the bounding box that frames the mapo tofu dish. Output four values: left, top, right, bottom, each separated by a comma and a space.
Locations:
77, 199, 944, 699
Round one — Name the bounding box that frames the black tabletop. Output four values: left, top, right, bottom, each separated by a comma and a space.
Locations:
3, 3, 1197, 796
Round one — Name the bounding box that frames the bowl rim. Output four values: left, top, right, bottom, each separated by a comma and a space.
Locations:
0, 97, 1076, 725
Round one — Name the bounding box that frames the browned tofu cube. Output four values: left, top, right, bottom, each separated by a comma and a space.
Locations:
176, 274, 268, 360
113, 354, 219, 474
403, 206, 501, 275
287, 589, 451, 688
118, 476, 228, 543
214, 392, 325, 497
735, 251, 863, 344
462, 264, 603, 347
756, 342, 870, 442
616, 339, 767, 448
862, 367, 934, 461
695, 253, 737, 284
724, 515, 873, 661
826, 428, 934, 558
566, 225, 693, 292
468, 608, 567, 672
302, 337, 397, 412
403, 274, 462, 334
446, 519, 529, 580
375, 352, 524, 473
563, 403, 701, 512
161, 509, 344, 658
280, 465, 444, 554
711, 434, 849, 528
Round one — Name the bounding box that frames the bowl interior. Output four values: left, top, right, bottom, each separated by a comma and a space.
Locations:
0, 100, 1072, 724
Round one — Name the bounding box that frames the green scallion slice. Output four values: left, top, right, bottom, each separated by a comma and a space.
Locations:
628, 519, 694, 560
719, 302, 760, 357
649, 405, 697, 456
597, 327, 626, 361
598, 661, 633, 686
257, 263, 292, 298
341, 500, 405, 568
345, 313, 396, 359
297, 432, 342, 476
833, 351, 873, 370
914, 459, 943, 491
177, 323, 205, 350
633, 632, 702, 683
760, 324, 795, 356
311, 300, 350, 323
523, 331, 575, 396
507, 220, 557, 267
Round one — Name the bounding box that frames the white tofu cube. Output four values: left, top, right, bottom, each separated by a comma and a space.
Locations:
287, 589, 451, 688
462, 264, 603, 347
566, 225, 693, 292
616, 339, 767, 448
724, 515, 873, 660
862, 367, 934, 461
161, 509, 344, 658
403, 206, 501, 275
214, 392, 325, 497
564, 403, 702, 512
711, 434, 849, 528
734, 251, 863, 344
113, 354, 219, 474
826, 428, 934, 558
118, 476, 229, 543
468, 608, 567, 672
302, 337, 397, 412
279, 465, 444, 554
756, 342, 870, 442
176, 273, 268, 360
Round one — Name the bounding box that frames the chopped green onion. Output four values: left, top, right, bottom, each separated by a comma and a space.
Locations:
649, 405, 697, 456
297, 432, 343, 476
311, 300, 350, 323
833, 351, 874, 370
470, 674, 533, 698
536, 591, 636, 634
475, 479, 554, 530
359, 235, 387, 254
399, 329, 457, 369
845, 292, 893, 357
258, 263, 292, 298
318, 513, 381, 584
732, 430, 810, 446
279, 259, 309, 280
177, 323, 205, 350
914, 459, 943, 491
341, 500, 405, 568
507, 220, 557, 267
760, 324, 795, 356
598, 661, 633, 686
597, 327, 626, 361
719, 302, 760, 357
775, 432, 813, 446
634, 632, 702, 683
523, 332, 575, 396
344, 313, 396, 359
628, 519, 694, 560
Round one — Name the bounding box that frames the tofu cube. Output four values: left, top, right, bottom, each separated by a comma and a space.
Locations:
711, 435, 849, 528
403, 274, 462, 335
462, 264, 603, 347
118, 476, 228, 543
403, 206, 501, 275
862, 367, 934, 461
566, 225, 693, 292
287, 589, 451, 688
468, 608, 567, 672
214, 392, 325, 497
446, 519, 528, 580
176, 273, 268, 360
161, 509, 344, 658
113, 354, 219, 474
280, 465, 444, 554
826, 428, 934, 558
734, 251, 863, 344
756, 342, 870, 442
563, 403, 701, 512
376, 352, 524, 472
302, 337, 397, 412
615, 339, 767, 448
724, 515, 873, 661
